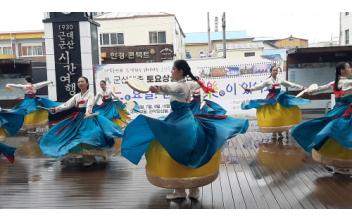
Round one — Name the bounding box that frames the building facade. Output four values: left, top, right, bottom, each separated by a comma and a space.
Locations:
185, 31, 307, 61
94, 12, 186, 63
0, 31, 45, 62
0, 31, 48, 99
340, 12, 352, 45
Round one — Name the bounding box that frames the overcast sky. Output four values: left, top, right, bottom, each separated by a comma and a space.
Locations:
0, 0, 344, 44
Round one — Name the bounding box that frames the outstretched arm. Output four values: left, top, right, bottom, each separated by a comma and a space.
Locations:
281, 80, 305, 90
309, 82, 334, 94
34, 81, 53, 90
55, 96, 76, 112
246, 80, 268, 92
5, 83, 26, 89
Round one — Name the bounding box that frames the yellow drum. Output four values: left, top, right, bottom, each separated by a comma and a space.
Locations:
145, 140, 221, 189
0, 128, 6, 141
312, 138, 352, 168
257, 103, 302, 133
23, 109, 49, 129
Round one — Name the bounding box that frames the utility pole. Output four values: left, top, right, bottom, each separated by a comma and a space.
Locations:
207, 12, 211, 57
215, 16, 218, 32
222, 12, 226, 58
339, 12, 342, 45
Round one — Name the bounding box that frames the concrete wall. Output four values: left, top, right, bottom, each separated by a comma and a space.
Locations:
185, 44, 209, 59
341, 12, 352, 45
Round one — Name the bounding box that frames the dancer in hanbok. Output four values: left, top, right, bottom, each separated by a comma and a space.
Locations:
122, 60, 249, 200
93, 80, 138, 128
39, 76, 123, 166
0, 106, 25, 141
5, 76, 59, 130
291, 62, 352, 174
241, 66, 309, 142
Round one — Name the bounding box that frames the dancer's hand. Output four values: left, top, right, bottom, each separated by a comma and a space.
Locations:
4, 84, 13, 91
149, 86, 160, 93
49, 108, 57, 114
244, 88, 251, 93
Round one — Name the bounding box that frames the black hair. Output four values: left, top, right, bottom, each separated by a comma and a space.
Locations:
173, 59, 198, 82
100, 80, 106, 85
79, 76, 89, 90
173, 59, 216, 93
334, 62, 349, 91
25, 76, 33, 83
270, 65, 276, 73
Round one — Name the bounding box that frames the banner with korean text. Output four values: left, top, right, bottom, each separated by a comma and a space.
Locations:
94, 58, 284, 117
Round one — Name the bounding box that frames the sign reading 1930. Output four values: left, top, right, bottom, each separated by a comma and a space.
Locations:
53, 22, 82, 102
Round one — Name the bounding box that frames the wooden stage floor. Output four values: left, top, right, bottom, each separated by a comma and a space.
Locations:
1, 120, 352, 209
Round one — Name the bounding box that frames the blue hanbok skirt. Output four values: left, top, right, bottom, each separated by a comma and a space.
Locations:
121, 100, 249, 168
39, 108, 123, 158
292, 95, 352, 152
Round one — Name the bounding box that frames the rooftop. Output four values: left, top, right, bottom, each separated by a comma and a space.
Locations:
0, 30, 44, 35
94, 12, 173, 20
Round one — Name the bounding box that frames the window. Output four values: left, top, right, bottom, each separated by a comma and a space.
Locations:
158, 32, 166, 43
149, 31, 166, 44
346, 12, 350, 16
117, 33, 124, 44
149, 32, 157, 44
21, 46, 43, 56
186, 51, 191, 59
0, 47, 13, 55
244, 52, 255, 57
346, 29, 350, 45
102, 33, 110, 45
110, 33, 117, 45
100, 33, 124, 45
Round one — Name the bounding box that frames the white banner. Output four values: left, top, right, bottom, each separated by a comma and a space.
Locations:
94, 58, 284, 117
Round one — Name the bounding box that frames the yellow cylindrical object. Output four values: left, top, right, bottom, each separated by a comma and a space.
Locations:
256, 103, 302, 132
312, 138, 352, 168
145, 140, 220, 189
23, 109, 48, 129
0, 128, 6, 141
319, 138, 352, 159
